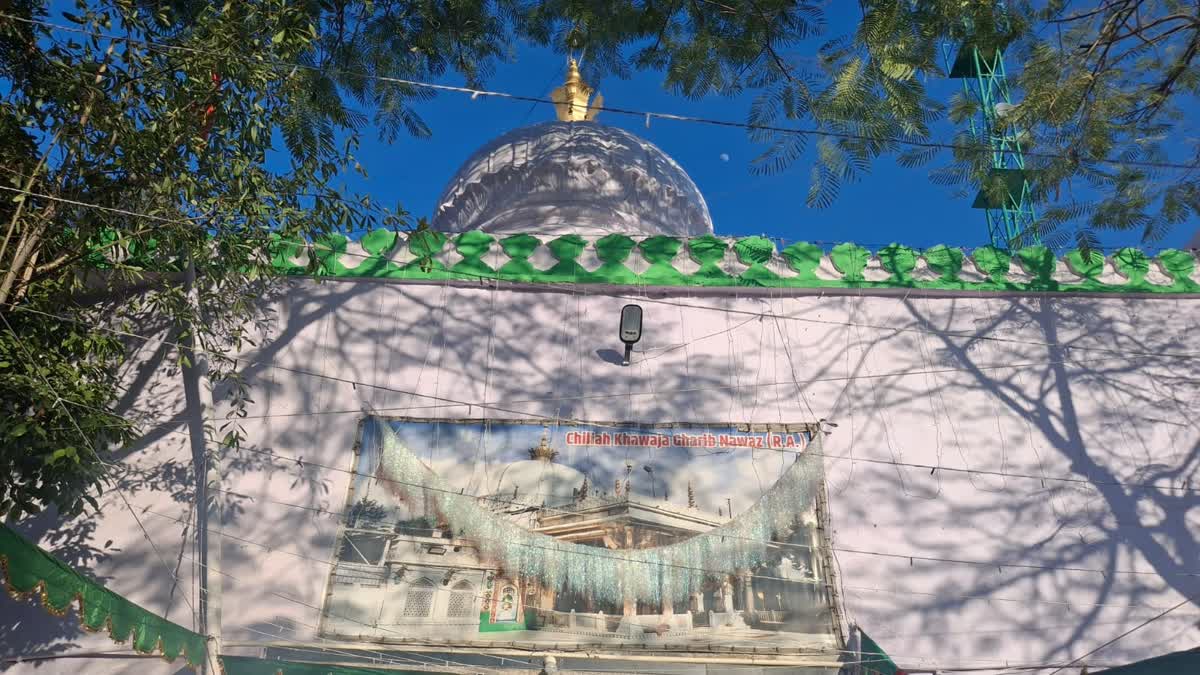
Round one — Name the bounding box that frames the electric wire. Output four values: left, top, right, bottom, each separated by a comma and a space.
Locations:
19, 303, 1200, 500
7, 336, 1190, 662
38, 375, 1192, 614
3, 163, 1199, 360
306, 246, 1200, 360
163, 458, 1198, 612
222, 439, 1200, 582
0, 311, 219, 673
130, 525, 1200, 675
4, 12, 1200, 173
8, 206, 1195, 365
9, 403, 1185, 667
135, 509, 1198, 667
2, 158, 1190, 263
15, 287, 1200, 411
248, 237, 1200, 362
2, 192, 1194, 662
1044, 592, 1197, 675
5, 14, 1198, 671
169, 548, 846, 664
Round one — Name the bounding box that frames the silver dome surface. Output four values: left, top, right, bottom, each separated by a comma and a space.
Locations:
432, 121, 713, 237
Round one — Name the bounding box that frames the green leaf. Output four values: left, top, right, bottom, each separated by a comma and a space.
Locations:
1112, 247, 1150, 282
46, 447, 80, 465
1066, 248, 1104, 279
272, 29, 287, 44
923, 245, 964, 279
880, 59, 915, 81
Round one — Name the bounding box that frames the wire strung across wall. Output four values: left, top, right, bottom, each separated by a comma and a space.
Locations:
205, 438, 1200, 584
14, 367, 1185, 667
19, 301, 1200, 501
4, 18, 1195, 667
0, 313, 220, 673
177, 456, 1200, 610
4, 253, 1195, 624
136, 503, 1198, 666
2, 198, 1196, 363
121, 509, 1200, 675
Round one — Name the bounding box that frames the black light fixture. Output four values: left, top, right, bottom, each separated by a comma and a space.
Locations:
619, 304, 643, 366
426, 544, 447, 556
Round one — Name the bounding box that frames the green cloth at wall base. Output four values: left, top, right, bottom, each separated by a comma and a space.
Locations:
0, 524, 208, 668
859, 629, 904, 675
1093, 648, 1200, 674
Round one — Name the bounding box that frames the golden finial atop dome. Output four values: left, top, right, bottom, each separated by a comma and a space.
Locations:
550, 58, 603, 122
528, 427, 560, 461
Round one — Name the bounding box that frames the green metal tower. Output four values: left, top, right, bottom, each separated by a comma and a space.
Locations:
944, 40, 1037, 249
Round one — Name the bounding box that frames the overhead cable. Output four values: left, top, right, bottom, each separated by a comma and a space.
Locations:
19, 304, 1200, 498
2, 12, 1198, 172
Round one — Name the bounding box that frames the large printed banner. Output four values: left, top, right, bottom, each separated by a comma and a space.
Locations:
320, 417, 837, 652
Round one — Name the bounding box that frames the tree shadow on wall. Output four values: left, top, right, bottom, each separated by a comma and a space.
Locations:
0, 284, 312, 672
839, 295, 1200, 665
199, 278, 751, 643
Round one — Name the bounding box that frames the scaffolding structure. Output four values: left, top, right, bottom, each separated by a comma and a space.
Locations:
944, 41, 1037, 249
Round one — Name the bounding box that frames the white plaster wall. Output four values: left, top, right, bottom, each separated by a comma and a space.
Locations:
2, 321, 197, 675
5, 279, 1200, 674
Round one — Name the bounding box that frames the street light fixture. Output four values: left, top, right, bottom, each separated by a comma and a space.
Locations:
619, 304, 643, 366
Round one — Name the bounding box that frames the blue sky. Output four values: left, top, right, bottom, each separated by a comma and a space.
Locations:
330, 13, 1198, 253
40, 1, 1196, 252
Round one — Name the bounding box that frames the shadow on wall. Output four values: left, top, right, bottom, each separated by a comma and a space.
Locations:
220, 283, 1200, 665
0, 288, 299, 670
5, 276, 1200, 669
829, 295, 1200, 664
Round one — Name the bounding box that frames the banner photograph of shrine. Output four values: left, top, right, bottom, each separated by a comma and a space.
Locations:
320, 418, 839, 651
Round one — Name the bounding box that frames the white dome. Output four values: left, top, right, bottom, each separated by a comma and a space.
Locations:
432, 122, 713, 237
492, 458, 585, 506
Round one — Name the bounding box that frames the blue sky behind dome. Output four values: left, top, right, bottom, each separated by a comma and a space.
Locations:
333, 15, 1199, 252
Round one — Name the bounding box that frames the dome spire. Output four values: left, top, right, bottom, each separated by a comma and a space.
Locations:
528, 426, 559, 461
550, 58, 603, 122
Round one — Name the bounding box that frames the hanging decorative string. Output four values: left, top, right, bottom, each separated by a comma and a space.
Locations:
377, 424, 824, 606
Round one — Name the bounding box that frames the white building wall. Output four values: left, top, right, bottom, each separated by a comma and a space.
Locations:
5, 278, 1200, 673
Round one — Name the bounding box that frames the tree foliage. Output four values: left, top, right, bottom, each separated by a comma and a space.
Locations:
1, 0, 1198, 519
739, 0, 1200, 249
0, 0, 415, 519
0, 0, 830, 519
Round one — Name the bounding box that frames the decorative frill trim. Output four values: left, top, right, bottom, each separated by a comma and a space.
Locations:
0, 524, 207, 668
267, 232, 1200, 295
376, 424, 824, 606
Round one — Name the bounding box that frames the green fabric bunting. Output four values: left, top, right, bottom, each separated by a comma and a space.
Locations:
859, 629, 903, 675
1093, 648, 1200, 675
0, 524, 207, 668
